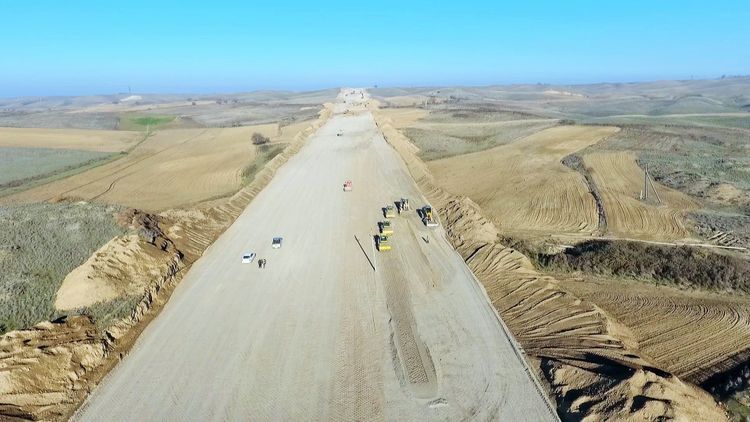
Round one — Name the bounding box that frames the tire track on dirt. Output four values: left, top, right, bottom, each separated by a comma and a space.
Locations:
87, 130, 221, 202
44, 129, 212, 202
582, 151, 699, 240
577, 286, 750, 384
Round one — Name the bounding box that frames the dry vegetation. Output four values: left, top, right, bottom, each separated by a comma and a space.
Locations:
241, 143, 286, 185
587, 124, 750, 209
0, 202, 125, 334
538, 240, 750, 292
0, 90, 336, 129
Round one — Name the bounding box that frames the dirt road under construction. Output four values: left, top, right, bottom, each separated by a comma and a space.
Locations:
74, 90, 555, 421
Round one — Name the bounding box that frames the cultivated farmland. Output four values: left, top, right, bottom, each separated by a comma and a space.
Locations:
1, 124, 281, 210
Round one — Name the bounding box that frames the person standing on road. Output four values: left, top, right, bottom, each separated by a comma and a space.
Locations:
262, 259, 267, 268
258, 259, 263, 269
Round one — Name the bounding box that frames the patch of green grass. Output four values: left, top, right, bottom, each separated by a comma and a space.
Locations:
118, 114, 175, 131
0, 202, 126, 334
726, 398, 750, 422
241, 143, 286, 185
0, 147, 114, 194
131, 116, 174, 127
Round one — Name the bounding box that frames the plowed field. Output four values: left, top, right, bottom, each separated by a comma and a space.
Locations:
583, 151, 700, 240
429, 126, 619, 236
562, 277, 750, 385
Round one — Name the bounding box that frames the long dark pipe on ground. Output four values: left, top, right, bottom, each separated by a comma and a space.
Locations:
354, 235, 376, 272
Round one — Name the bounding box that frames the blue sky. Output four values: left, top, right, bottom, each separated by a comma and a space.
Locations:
1, 0, 748, 97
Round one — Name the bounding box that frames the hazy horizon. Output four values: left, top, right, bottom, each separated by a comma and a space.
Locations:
2, 0, 748, 98
2, 74, 749, 100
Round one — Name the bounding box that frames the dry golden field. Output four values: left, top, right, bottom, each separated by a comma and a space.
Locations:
1, 124, 280, 210
428, 125, 619, 236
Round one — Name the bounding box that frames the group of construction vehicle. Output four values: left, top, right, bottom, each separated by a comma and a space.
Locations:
341, 180, 437, 252
375, 197, 438, 252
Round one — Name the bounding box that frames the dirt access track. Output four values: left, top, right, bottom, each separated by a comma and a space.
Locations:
73, 90, 555, 421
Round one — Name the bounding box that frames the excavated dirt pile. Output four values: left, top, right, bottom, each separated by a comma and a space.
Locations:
373, 106, 727, 421
0, 316, 104, 421
0, 208, 182, 421
118, 209, 177, 253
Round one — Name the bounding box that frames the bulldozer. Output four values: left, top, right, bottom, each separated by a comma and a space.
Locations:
376, 234, 391, 251
421, 206, 439, 227
379, 220, 394, 235
383, 205, 396, 218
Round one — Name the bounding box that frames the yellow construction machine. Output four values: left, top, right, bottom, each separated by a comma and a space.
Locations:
383, 205, 396, 218
421, 206, 439, 227
379, 220, 394, 235
376, 234, 392, 251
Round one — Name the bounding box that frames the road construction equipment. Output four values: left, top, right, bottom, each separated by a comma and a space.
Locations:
376, 234, 391, 251
398, 198, 411, 213
421, 206, 439, 227
343, 180, 352, 192
383, 205, 396, 218
379, 220, 393, 235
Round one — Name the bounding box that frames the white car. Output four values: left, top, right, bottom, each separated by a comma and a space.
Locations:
272, 237, 283, 249
241, 252, 256, 264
